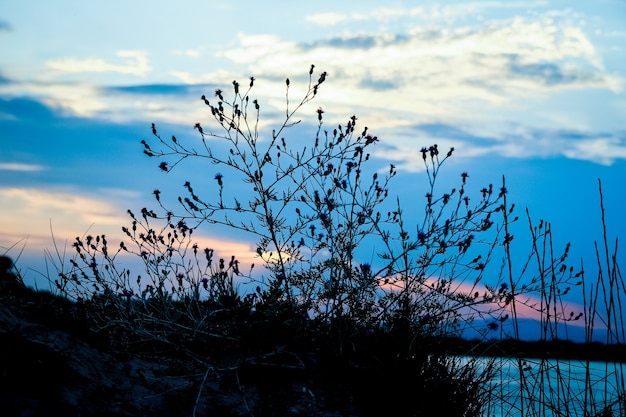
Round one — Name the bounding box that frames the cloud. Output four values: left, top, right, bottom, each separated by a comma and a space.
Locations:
0, 187, 260, 271
0, 163, 45, 172
168, 69, 238, 88
0, 80, 208, 122
486, 130, 626, 165
164, 13, 622, 167
508, 59, 591, 86
0, 72, 8, 83
206, 17, 621, 108
3, 6, 622, 167
370, 123, 626, 172
105, 83, 210, 96
0, 187, 132, 272
45, 50, 152, 77
306, 34, 380, 50
358, 78, 398, 91
0, 187, 130, 239
595, 29, 626, 38
305, 2, 549, 26
305, 7, 428, 26
562, 135, 626, 165
177, 236, 259, 267
31, 83, 109, 118
305, 6, 441, 26
305, 12, 353, 26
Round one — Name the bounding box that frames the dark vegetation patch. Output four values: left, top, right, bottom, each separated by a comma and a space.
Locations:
0, 278, 492, 417
4, 67, 624, 417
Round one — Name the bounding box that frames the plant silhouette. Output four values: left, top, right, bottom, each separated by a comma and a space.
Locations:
39, 67, 624, 417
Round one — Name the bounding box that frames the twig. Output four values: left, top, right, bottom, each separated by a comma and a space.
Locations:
192, 365, 213, 417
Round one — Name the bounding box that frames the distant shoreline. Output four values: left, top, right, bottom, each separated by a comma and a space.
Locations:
441, 337, 626, 363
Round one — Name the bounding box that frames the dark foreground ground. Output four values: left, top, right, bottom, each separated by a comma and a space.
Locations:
2, 277, 625, 417
1, 287, 353, 417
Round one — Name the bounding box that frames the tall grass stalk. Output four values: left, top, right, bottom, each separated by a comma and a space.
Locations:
489, 179, 624, 417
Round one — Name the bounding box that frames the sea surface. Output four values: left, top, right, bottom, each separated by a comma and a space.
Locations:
461, 356, 626, 417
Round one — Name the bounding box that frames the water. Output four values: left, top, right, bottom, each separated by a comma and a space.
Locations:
462, 356, 626, 417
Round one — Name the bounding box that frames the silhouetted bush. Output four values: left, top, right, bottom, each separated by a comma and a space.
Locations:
34, 66, 623, 417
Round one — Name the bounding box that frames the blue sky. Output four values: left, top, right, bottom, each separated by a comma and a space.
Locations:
1, 1, 625, 338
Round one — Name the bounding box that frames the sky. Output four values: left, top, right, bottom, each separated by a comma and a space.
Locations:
1, 0, 625, 340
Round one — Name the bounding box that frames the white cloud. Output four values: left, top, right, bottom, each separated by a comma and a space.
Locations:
306, 12, 352, 26
372, 125, 626, 172
305, 5, 472, 26
373, 139, 493, 173
3, 7, 622, 166
0, 187, 131, 276
0, 187, 260, 270
45, 50, 152, 76
0, 188, 130, 240
0, 79, 205, 122
0, 163, 45, 172
206, 18, 621, 123
563, 136, 626, 165
112, 15, 626, 166
595, 29, 626, 38
305, 2, 549, 27
0, 81, 110, 118
169, 69, 235, 85
217, 34, 300, 67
